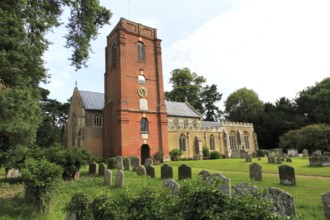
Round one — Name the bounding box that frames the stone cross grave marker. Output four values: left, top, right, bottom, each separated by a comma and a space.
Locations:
115, 170, 124, 187
178, 164, 192, 180
104, 169, 112, 186
146, 165, 155, 178
249, 163, 262, 181
161, 164, 173, 179
278, 165, 296, 186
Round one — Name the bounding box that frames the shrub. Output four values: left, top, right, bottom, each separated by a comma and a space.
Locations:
256, 149, 269, 157
90, 194, 115, 220
21, 158, 62, 213
202, 147, 210, 159
210, 151, 221, 159
169, 149, 182, 161
65, 193, 92, 220
153, 151, 164, 163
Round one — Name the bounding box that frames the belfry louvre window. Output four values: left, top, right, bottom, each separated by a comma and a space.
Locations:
179, 133, 186, 151
141, 117, 148, 134
137, 41, 145, 62
93, 114, 102, 127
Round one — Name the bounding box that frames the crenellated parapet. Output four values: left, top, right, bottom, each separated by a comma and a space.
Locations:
220, 121, 254, 128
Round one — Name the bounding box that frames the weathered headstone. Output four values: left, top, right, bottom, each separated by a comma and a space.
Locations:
116, 156, 123, 169
107, 157, 116, 169
161, 164, 173, 179
322, 156, 330, 166
131, 157, 141, 171
146, 165, 155, 178
104, 169, 112, 185
123, 158, 131, 170
89, 162, 98, 175
207, 173, 231, 196
252, 151, 258, 158
268, 157, 275, 164
98, 163, 105, 176
249, 163, 262, 181
309, 156, 322, 166
321, 191, 330, 220
73, 170, 80, 180
278, 165, 296, 186
115, 170, 124, 187
136, 165, 146, 176
303, 149, 309, 157
287, 148, 298, 157
178, 164, 192, 180
198, 170, 211, 181
314, 150, 322, 156
144, 158, 153, 168
240, 149, 246, 158
245, 154, 252, 162
276, 157, 283, 164
265, 187, 296, 217
163, 178, 180, 193
5, 168, 21, 179
232, 182, 258, 197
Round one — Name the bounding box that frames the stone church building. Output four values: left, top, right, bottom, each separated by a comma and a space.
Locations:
64, 18, 258, 161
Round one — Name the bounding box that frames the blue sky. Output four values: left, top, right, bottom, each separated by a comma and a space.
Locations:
42, 0, 330, 110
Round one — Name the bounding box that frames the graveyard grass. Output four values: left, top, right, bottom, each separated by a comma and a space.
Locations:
0, 157, 329, 219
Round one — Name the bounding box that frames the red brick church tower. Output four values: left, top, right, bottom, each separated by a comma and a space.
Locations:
103, 18, 169, 162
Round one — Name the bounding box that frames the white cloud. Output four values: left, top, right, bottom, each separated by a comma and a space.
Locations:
163, 0, 330, 108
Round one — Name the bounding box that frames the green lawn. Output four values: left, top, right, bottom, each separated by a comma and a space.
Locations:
0, 157, 329, 219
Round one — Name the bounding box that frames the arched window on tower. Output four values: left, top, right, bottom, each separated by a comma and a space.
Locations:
137, 41, 145, 62
112, 43, 117, 65
179, 133, 186, 152
210, 134, 215, 150
141, 117, 148, 134
93, 114, 102, 127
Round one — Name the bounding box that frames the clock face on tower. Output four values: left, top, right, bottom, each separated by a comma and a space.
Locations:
137, 87, 148, 97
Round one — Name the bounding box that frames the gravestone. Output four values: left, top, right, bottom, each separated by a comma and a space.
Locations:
303, 149, 309, 157
104, 169, 112, 185
161, 164, 173, 179
231, 149, 240, 158
73, 171, 80, 180
278, 165, 296, 186
107, 157, 116, 169
198, 170, 211, 181
163, 178, 180, 193
123, 158, 131, 170
276, 157, 283, 164
265, 187, 296, 217
309, 156, 322, 166
251, 151, 258, 158
287, 148, 298, 157
249, 163, 262, 181
178, 164, 192, 180
321, 191, 330, 220
98, 163, 105, 176
232, 182, 258, 197
115, 170, 124, 187
258, 157, 262, 161
268, 157, 276, 164
240, 149, 246, 158
314, 150, 322, 156
321, 156, 330, 166
146, 165, 155, 178
245, 154, 252, 162
89, 162, 98, 175
269, 150, 276, 157
144, 158, 153, 168
5, 168, 21, 179
116, 156, 123, 169
207, 173, 231, 196
136, 165, 146, 176
131, 157, 141, 171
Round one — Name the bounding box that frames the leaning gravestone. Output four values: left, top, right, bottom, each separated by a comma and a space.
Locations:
123, 158, 130, 170
279, 165, 296, 186
89, 162, 98, 175
163, 178, 180, 193
136, 165, 146, 176
245, 154, 252, 162
268, 157, 276, 164
115, 170, 124, 187
144, 158, 153, 168
98, 163, 105, 176
116, 156, 123, 169
321, 191, 330, 220
207, 173, 231, 196
178, 164, 192, 180
146, 165, 155, 178
265, 187, 296, 217
232, 182, 258, 197
104, 169, 112, 185
161, 164, 173, 179
303, 149, 309, 157
249, 163, 262, 181
107, 157, 116, 169
131, 157, 141, 171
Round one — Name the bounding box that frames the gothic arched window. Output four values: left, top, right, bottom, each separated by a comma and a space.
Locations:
141, 117, 148, 134
93, 114, 102, 127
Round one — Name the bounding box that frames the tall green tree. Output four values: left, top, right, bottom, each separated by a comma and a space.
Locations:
224, 88, 264, 123
202, 84, 222, 121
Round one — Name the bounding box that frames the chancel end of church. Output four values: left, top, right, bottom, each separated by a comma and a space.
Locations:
64, 18, 258, 161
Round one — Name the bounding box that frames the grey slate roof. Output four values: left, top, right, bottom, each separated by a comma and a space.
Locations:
165, 101, 201, 118
79, 90, 104, 110
202, 121, 220, 128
